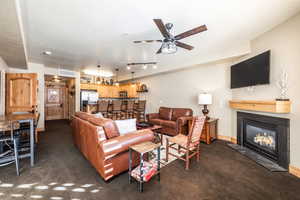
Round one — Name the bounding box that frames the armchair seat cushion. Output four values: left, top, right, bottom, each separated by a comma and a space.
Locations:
160, 120, 176, 129
148, 118, 163, 125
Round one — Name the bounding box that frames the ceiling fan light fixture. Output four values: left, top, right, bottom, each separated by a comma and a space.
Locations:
161, 41, 177, 54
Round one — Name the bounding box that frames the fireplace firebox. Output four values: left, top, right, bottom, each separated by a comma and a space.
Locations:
237, 112, 289, 169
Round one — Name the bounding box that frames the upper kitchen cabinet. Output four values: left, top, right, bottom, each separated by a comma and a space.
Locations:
6, 73, 38, 114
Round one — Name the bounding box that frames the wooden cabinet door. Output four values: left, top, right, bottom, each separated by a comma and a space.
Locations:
6, 73, 37, 114
128, 84, 137, 97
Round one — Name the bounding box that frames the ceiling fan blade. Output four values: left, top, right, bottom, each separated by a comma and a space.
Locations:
156, 47, 162, 54
175, 25, 207, 40
133, 40, 162, 43
175, 41, 194, 50
153, 19, 170, 38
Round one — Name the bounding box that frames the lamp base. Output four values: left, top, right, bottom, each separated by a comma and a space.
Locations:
202, 105, 210, 120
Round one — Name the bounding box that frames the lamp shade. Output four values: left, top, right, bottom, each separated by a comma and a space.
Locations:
198, 93, 212, 105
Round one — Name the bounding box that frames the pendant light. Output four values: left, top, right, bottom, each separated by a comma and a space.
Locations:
131, 71, 135, 87
96, 65, 101, 84
115, 68, 119, 86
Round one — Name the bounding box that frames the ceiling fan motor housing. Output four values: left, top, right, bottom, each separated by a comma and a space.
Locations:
165, 23, 173, 31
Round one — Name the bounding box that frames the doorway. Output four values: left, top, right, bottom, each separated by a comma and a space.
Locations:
45, 75, 75, 120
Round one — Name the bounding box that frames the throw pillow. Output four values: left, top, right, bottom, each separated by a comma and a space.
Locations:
93, 112, 104, 118
114, 119, 137, 135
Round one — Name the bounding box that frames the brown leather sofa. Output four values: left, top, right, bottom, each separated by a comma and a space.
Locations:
71, 112, 154, 181
146, 107, 193, 136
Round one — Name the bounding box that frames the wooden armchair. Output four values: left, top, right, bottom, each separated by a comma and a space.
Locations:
166, 116, 206, 170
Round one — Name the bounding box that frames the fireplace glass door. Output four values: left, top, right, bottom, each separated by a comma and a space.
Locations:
243, 120, 278, 161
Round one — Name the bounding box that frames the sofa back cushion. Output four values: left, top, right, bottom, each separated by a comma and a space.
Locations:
88, 117, 120, 139
159, 107, 172, 120
114, 119, 137, 135
75, 111, 94, 121
171, 108, 193, 121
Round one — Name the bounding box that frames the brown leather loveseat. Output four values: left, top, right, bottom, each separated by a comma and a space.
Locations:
146, 107, 193, 136
71, 112, 154, 181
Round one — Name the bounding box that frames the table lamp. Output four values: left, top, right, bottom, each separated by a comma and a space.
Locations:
198, 93, 212, 119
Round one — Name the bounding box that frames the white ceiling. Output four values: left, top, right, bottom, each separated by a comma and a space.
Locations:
18, 0, 300, 79
0, 0, 27, 68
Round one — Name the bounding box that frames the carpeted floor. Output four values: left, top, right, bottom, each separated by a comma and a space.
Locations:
0, 120, 300, 200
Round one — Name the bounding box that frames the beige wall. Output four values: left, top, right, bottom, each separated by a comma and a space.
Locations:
137, 60, 233, 138
0, 57, 9, 115
231, 13, 300, 169
8, 62, 80, 130
137, 12, 300, 170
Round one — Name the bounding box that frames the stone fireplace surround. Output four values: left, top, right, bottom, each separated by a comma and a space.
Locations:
236, 112, 290, 169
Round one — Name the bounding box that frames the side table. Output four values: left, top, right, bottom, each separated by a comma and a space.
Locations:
129, 141, 161, 192
189, 118, 218, 144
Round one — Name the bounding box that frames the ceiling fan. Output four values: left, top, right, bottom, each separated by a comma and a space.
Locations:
134, 19, 207, 54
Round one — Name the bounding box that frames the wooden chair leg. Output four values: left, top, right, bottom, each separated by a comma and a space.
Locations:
185, 150, 190, 170
197, 143, 200, 162
166, 139, 169, 162
178, 145, 181, 154
35, 129, 39, 143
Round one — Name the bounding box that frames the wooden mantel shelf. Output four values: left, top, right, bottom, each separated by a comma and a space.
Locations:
229, 100, 291, 114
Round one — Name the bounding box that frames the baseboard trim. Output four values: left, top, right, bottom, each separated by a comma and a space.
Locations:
289, 165, 300, 178
217, 135, 237, 144
37, 128, 45, 132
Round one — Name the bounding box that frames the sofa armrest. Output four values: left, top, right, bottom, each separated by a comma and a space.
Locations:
176, 116, 193, 135
99, 129, 154, 160
146, 113, 159, 121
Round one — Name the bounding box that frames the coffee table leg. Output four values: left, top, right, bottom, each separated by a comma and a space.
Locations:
139, 153, 144, 192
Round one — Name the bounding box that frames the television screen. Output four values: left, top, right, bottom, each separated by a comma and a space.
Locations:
231, 50, 270, 89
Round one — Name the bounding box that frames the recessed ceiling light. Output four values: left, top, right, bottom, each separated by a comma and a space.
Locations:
42, 51, 52, 55
152, 65, 157, 69
142, 65, 147, 70
127, 66, 131, 70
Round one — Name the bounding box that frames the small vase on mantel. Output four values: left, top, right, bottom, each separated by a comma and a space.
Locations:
276, 70, 289, 101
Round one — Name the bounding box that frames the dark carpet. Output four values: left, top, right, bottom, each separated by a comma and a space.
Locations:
0, 120, 300, 200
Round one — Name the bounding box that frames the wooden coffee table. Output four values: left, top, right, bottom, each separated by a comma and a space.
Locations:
137, 123, 163, 145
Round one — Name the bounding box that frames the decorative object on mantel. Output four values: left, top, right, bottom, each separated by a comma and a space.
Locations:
198, 93, 212, 119
137, 84, 148, 92
229, 100, 291, 113
276, 70, 289, 101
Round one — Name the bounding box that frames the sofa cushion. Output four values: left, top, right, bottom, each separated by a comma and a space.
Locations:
160, 120, 176, 129
93, 112, 104, 118
88, 118, 120, 139
171, 108, 193, 121
148, 118, 163, 125
159, 107, 172, 120
114, 119, 137, 135
75, 111, 94, 121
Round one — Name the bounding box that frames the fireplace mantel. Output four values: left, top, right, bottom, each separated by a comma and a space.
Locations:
229, 100, 291, 114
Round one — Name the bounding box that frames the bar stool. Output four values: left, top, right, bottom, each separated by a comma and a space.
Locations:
98, 100, 109, 118
134, 100, 146, 122
110, 100, 123, 120
122, 100, 135, 119
0, 121, 20, 176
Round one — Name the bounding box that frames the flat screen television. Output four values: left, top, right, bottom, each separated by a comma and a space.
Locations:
230, 50, 270, 89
